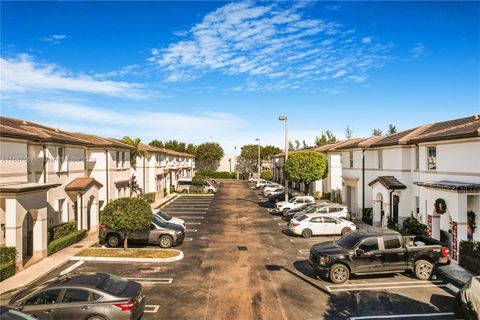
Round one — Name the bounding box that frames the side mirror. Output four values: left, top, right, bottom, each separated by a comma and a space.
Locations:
356, 249, 365, 256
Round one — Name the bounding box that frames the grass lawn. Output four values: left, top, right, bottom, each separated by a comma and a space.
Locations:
76, 248, 180, 259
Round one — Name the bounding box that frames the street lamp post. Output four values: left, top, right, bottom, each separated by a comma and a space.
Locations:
255, 138, 261, 179
278, 116, 288, 202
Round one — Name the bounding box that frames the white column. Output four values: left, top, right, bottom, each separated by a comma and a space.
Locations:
33, 207, 48, 259
5, 198, 23, 267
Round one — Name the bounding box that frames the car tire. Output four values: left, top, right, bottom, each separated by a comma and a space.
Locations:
182, 189, 188, 193
106, 234, 121, 248
329, 264, 350, 284
301, 229, 312, 238
208, 189, 214, 194
341, 227, 351, 236
415, 259, 434, 280
87, 316, 106, 320
159, 235, 173, 248
282, 208, 289, 216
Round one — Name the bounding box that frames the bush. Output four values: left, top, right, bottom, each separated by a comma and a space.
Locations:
47, 229, 87, 256
460, 240, 480, 274
321, 192, 331, 200
170, 185, 176, 193
0, 246, 17, 265
401, 216, 427, 236
0, 262, 16, 281
260, 170, 273, 180
48, 221, 77, 243
140, 192, 156, 203
197, 170, 236, 179
192, 174, 208, 186
362, 208, 373, 225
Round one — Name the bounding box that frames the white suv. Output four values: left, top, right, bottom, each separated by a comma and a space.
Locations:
293, 204, 349, 220
276, 196, 315, 215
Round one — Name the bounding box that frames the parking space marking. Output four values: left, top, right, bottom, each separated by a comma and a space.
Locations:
350, 312, 455, 319
125, 277, 173, 284
273, 217, 282, 220
326, 280, 446, 292
278, 222, 287, 226
328, 280, 443, 288
186, 229, 198, 232
184, 238, 193, 241
144, 305, 160, 313
179, 216, 205, 219
445, 283, 460, 294
290, 239, 324, 243
298, 249, 310, 254
164, 211, 207, 214
185, 222, 201, 225
60, 260, 84, 275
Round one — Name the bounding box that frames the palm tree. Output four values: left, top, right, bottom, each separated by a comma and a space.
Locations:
121, 136, 145, 168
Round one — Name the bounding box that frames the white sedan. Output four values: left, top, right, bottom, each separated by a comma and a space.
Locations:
289, 214, 356, 238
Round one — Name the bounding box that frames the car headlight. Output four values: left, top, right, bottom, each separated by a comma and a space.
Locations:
175, 230, 183, 234
319, 256, 330, 264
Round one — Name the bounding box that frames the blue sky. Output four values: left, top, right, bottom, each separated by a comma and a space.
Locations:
1, 1, 479, 153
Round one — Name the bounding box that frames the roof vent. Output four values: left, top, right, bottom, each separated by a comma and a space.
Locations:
22, 120, 27, 125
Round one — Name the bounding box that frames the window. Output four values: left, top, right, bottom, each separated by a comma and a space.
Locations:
383, 237, 401, 249
310, 217, 322, 223
322, 217, 337, 223
427, 146, 436, 170
55, 146, 67, 172
378, 150, 383, 169
25, 289, 61, 305
121, 152, 125, 168
349, 151, 354, 168
116, 151, 120, 168
57, 199, 66, 224
415, 147, 419, 170
415, 196, 420, 215
358, 238, 379, 252
62, 289, 90, 303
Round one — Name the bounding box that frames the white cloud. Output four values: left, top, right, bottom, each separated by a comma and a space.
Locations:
151, 1, 391, 90
1, 55, 147, 99
411, 43, 428, 58
41, 34, 69, 44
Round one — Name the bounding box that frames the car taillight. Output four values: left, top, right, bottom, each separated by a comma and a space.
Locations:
442, 247, 450, 258
291, 223, 299, 227
99, 225, 107, 230
114, 299, 138, 311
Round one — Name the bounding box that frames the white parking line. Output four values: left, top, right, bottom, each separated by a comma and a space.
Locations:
350, 312, 455, 319
186, 229, 198, 232
125, 277, 173, 284
298, 249, 310, 254
278, 222, 287, 226
290, 239, 323, 243
445, 283, 460, 293
179, 216, 205, 219
60, 260, 84, 275
327, 282, 447, 292
144, 305, 160, 313
184, 238, 193, 241
163, 211, 207, 214
329, 280, 443, 288
273, 217, 282, 220
185, 222, 201, 225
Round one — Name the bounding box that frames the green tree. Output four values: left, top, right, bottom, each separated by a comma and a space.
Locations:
345, 125, 353, 139
294, 140, 301, 150
260, 170, 273, 180
195, 142, 224, 170
149, 140, 164, 148
288, 141, 295, 151
164, 140, 187, 153
186, 143, 197, 155
121, 136, 145, 169
100, 198, 152, 250
387, 124, 397, 135
372, 128, 383, 136
283, 151, 328, 195
240, 144, 260, 172
315, 130, 337, 146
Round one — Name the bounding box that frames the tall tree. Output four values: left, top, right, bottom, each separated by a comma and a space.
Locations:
294, 140, 301, 150
164, 140, 187, 153
288, 141, 295, 151
149, 140, 164, 148
387, 124, 397, 135
372, 128, 383, 136
345, 125, 353, 139
186, 143, 197, 155
240, 144, 260, 172
302, 140, 309, 149
283, 151, 328, 197
121, 136, 145, 168
195, 142, 224, 170
315, 130, 338, 146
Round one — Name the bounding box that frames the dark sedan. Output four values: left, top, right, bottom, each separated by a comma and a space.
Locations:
2, 273, 145, 320
268, 191, 300, 203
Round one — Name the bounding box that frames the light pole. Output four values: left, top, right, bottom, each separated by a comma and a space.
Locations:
279, 116, 288, 202
255, 138, 261, 179
234, 146, 237, 179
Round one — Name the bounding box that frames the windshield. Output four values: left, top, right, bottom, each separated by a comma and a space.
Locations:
152, 215, 168, 228
288, 197, 297, 203
337, 233, 361, 249
97, 275, 129, 296
155, 211, 172, 221
305, 206, 319, 213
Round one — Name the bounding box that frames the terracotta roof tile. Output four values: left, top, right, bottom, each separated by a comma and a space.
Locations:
64, 177, 103, 191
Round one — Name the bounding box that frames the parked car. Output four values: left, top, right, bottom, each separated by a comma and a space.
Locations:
0, 306, 37, 320
99, 213, 185, 248
177, 178, 217, 194
255, 180, 275, 189
153, 211, 185, 229
289, 214, 356, 238
283, 202, 330, 221
309, 228, 450, 284
275, 196, 315, 215
292, 204, 350, 220
263, 187, 284, 197
261, 184, 283, 194
268, 191, 300, 203
2, 273, 145, 320
454, 276, 480, 320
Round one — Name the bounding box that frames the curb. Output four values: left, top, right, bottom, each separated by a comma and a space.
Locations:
71, 249, 184, 263
157, 194, 179, 209
435, 267, 468, 287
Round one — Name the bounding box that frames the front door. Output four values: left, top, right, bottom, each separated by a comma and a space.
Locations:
392, 195, 400, 225
22, 212, 34, 260
351, 238, 384, 273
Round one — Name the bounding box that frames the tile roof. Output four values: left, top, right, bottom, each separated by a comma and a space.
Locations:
64, 177, 103, 192
137, 143, 195, 158
333, 138, 368, 150
71, 133, 135, 150
368, 176, 407, 190
414, 181, 480, 191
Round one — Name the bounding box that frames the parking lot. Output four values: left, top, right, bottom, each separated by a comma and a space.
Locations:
33, 181, 460, 319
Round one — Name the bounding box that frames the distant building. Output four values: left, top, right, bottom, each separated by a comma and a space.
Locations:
217, 155, 236, 172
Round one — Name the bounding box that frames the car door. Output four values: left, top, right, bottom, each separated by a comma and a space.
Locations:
130, 225, 150, 243
52, 288, 96, 320
381, 236, 408, 271
351, 237, 385, 273
308, 217, 323, 235
321, 216, 338, 234
21, 288, 62, 320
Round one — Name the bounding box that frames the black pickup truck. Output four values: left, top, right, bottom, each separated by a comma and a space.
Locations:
309, 228, 450, 284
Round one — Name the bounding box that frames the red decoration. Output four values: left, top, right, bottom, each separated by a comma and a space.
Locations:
452, 222, 458, 261
427, 215, 432, 237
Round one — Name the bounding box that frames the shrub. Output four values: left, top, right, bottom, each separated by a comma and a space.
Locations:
0, 262, 16, 281
170, 185, 176, 193
48, 221, 77, 243
0, 246, 17, 265
48, 229, 87, 256
362, 208, 373, 225
140, 192, 156, 203
192, 174, 207, 186
401, 216, 427, 236
459, 240, 480, 274
321, 192, 331, 200
313, 191, 322, 200
197, 170, 236, 179
260, 170, 273, 180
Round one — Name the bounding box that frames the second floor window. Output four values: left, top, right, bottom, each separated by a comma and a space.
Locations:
349, 151, 354, 168
116, 151, 120, 168
378, 150, 383, 169
121, 152, 125, 168
427, 146, 436, 170
415, 147, 419, 170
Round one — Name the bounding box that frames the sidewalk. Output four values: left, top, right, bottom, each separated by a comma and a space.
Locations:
353, 219, 372, 229
0, 233, 98, 293
150, 192, 178, 209
437, 263, 475, 287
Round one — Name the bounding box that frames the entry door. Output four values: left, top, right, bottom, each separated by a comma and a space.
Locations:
22, 212, 34, 259
392, 195, 400, 224
346, 186, 352, 211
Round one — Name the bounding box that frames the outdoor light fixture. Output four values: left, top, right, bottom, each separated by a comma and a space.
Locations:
255, 138, 261, 180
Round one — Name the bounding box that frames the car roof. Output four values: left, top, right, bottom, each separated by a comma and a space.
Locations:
45, 273, 109, 290
354, 228, 400, 237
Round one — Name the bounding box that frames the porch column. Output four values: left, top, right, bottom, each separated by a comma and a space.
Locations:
453, 194, 468, 263
5, 197, 23, 268
33, 207, 48, 259
76, 194, 83, 230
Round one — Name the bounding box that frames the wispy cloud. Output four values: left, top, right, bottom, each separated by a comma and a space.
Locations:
41, 34, 69, 44
150, 1, 392, 91
411, 42, 428, 58
0, 55, 148, 99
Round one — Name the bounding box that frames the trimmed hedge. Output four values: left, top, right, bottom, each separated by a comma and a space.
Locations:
0, 262, 16, 281
460, 240, 480, 275
48, 229, 87, 256
0, 246, 17, 282
48, 221, 77, 243
197, 170, 236, 179
401, 216, 427, 236
140, 192, 156, 203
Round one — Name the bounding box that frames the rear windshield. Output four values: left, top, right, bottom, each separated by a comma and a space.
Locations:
155, 211, 172, 221
337, 233, 361, 249
97, 275, 129, 296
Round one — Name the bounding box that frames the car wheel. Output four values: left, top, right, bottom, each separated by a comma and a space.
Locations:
182, 189, 188, 193
87, 316, 106, 320
282, 208, 289, 216
329, 264, 350, 284
301, 228, 312, 238
159, 235, 173, 248
341, 227, 351, 236
415, 259, 433, 280
207, 189, 214, 194
106, 234, 121, 248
